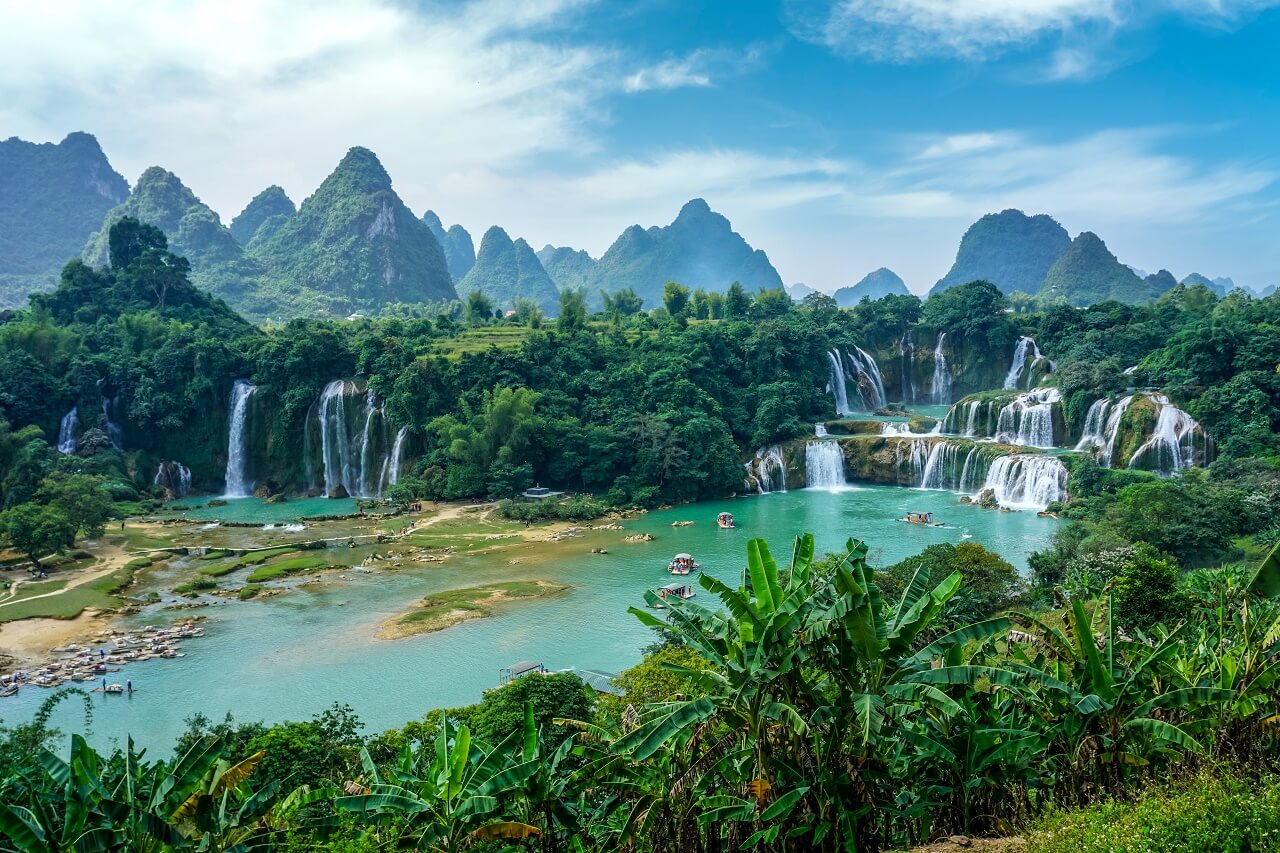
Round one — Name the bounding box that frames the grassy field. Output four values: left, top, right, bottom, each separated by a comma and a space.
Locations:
431, 326, 533, 358
0, 564, 138, 623
383, 580, 569, 638
245, 555, 331, 583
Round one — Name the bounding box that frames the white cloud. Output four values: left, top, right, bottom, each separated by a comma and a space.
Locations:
0, 0, 612, 219
792, 0, 1280, 77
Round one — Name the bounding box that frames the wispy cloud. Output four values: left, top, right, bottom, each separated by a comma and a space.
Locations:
623, 46, 769, 93
790, 0, 1280, 78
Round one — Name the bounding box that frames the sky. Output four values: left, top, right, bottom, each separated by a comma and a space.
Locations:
2, 0, 1279, 293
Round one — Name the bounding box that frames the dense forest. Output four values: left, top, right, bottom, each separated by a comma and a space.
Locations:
3, 221, 1280, 850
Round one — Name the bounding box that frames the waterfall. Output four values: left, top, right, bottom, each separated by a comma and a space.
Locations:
805, 441, 847, 490
893, 439, 931, 486
154, 461, 192, 498
1004, 337, 1042, 389
931, 332, 952, 404
381, 426, 410, 492
814, 423, 828, 437
224, 380, 257, 498
849, 346, 887, 409
57, 407, 79, 455
1074, 398, 1111, 451
980, 455, 1067, 511
1128, 394, 1205, 474
101, 397, 124, 450
313, 379, 401, 498
993, 388, 1061, 448
919, 441, 951, 489
827, 350, 852, 416
899, 331, 916, 403
1099, 395, 1134, 467
745, 446, 787, 494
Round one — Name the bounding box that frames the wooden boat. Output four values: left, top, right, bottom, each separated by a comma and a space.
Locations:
652, 582, 697, 608
717, 512, 735, 529
898, 511, 944, 527
667, 553, 700, 575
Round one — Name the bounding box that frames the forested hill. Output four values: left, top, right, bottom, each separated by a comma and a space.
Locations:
585, 198, 783, 310
932, 209, 1071, 296
0, 132, 129, 308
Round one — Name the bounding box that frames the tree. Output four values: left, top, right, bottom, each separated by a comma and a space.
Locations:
723, 281, 751, 320
107, 216, 167, 270
662, 281, 690, 318
469, 672, 593, 749
602, 287, 644, 319
36, 473, 113, 538
464, 290, 494, 326
1110, 544, 1188, 631
0, 502, 76, 566
557, 288, 588, 332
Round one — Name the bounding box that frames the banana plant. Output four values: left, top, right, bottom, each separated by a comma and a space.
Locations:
334, 719, 541, 852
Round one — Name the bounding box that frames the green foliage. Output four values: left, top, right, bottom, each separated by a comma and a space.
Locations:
229, 185, 296, 246
1111, 544, 1189, 631
1039, 231, 1156, 306
0, 501, 75, 562
496, 495, 609, 522
468, 672, 593, 748
879, 541, 1026, 628
1027, 770, 1280, 853
456, 227, 560, 314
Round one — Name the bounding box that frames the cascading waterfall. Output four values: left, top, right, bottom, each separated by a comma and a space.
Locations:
744, 446, 787, 494
980, 455, 1067, 511
154, 461, 192, 498
1003, 336, 1046, 389
827, 350, 852, 416
893, 439, 931, 486
381, 426, 410, 491
57, 407, 79, 455
931, 332, 952, 404
994, 388, 1061, 448
1074, 398, 1112, 451
814, 423, 828, 437
313, 379, 401, 498
1128, 394, 1205, 474
805, 441, 848, 490
899, 331, 916, 403
1099, 395, 1135, 467
224, 380, 257, 498
101, 396, 124, 450
849, 346, 887, 409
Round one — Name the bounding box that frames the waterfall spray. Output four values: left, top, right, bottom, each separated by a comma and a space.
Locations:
980, 455, 1067, 511
899, 331, 916, 403
827, 350, 851, 416
745, 446, 788, 494
931, 332, 952, 404
57, 407, 79, 455
805, 441, 848, 490
993, 388, 1061, 448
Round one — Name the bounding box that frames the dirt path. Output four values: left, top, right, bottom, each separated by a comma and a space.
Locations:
0, 543, 133, 611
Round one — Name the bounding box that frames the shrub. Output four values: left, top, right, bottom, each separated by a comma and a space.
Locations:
1027, 770, 1280, 853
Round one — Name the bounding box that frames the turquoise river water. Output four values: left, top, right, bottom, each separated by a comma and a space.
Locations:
1, 485, 1055, 753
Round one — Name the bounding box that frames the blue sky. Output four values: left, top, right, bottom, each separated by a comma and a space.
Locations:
2, 0, 1278, 292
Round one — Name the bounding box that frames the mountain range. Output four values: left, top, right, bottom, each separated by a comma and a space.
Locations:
1, 132, 1273, 319
0, 132, 128, 307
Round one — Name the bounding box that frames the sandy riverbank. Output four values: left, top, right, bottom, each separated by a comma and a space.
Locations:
0, 610, 113, 674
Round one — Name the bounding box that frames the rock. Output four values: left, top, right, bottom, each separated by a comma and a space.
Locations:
623, 533, 655, 542
207, 499, 228, 507
328, 484, 350, 499
672, 521, 694, 527
948, 836, 972, 847
266, 493, 287, 504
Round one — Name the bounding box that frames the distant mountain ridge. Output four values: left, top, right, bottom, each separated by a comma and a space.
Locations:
458, 227, 560, 313
834, 268, 907, 306
0, 132, 129, 306
82, 166, 264, 309
537, 245, 595, 293
586, 198, 782, 308
932, 209, 1071, 297
422, 210, 475, 281
230, 186, 295, 248
1038, 231, 1170, 306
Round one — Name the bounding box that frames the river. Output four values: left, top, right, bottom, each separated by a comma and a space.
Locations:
1, 484, 1055, 753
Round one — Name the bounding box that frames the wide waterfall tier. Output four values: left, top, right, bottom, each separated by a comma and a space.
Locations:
1075, 393, 1211, 474
1004, 337, 1052, 390
930, 332, 953, 404
827, 347, 886, 413
805, 441, 848, 490
306, 380, 408, 498
154, 460, 192, 499
743, 445, 788, 494
980, 455, 1068, 511
57, 407, 80, 455
940, 388, 1063, 448
224, 380, 257, 498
